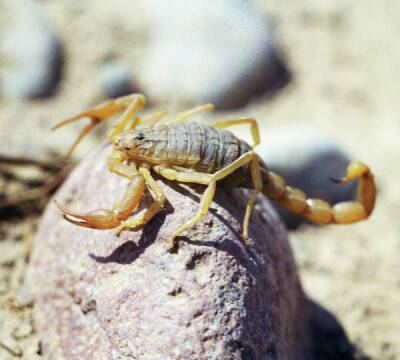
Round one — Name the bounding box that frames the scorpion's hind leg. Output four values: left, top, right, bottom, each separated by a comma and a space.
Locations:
52, 94, 146, 158
213, 118, 260, 147
213, 151, 263, 240
263, 160, 376, 224
160, 151, 262, 252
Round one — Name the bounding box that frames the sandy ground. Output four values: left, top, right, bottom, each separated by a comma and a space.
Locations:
0, 0, 399, 359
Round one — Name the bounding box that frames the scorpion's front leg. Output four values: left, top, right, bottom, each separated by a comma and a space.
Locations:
52, 94, 145, 157
138, 110, 169, 128
115, 166, 166, 234
167, 103, 214, 124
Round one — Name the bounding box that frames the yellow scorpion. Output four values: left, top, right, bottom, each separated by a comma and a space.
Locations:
53, 94, 376, 252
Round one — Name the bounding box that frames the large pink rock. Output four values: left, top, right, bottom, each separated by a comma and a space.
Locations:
28, 146, 352, 359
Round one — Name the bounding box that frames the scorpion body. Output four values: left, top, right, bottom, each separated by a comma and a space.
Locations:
53, 94, 376, 252
116, 122, 255, 180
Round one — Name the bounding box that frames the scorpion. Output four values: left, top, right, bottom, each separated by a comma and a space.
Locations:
53, 94, 376, 252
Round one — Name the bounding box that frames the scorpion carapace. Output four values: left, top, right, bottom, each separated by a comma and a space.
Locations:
53, 94, 376, 251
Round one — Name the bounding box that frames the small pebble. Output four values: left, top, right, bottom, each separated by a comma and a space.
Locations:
141, 0, 289, 109
100, 61, 136, 99
0, 1, 63, 99
257, 127, 356, 228
16, 287, 34, 307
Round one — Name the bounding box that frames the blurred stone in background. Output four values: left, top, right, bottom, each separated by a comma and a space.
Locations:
0, 0, 63, 99
141, 0, 290, 109
100, 60, 138, 99
257, 127, 356, 229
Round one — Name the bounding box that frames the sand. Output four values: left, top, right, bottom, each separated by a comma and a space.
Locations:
0, 0, 398, 358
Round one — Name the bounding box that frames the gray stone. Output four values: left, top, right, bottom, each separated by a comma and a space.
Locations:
257, 127, 356, 228
0, 1, 63, 99
100, 61, 137, 99
28, 145, 353, 359
140, 0, 289, 109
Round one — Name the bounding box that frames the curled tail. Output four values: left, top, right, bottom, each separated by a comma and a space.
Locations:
262, 161, 376, 224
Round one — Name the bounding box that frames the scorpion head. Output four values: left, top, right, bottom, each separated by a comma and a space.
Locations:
114, 129, 154, 159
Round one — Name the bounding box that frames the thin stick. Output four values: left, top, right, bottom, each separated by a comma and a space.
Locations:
0, 165, 73, 209
0, 154, 67, 171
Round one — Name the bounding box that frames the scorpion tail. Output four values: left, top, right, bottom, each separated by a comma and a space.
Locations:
262, 161, 376, 225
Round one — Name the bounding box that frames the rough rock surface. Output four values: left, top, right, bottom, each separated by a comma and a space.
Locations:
28, 146, 352, 359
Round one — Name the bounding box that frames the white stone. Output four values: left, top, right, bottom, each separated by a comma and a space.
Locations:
141, 0, 282, 108
0, 0, 62, 99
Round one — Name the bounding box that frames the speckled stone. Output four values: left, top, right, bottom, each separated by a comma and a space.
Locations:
28, 145, 353, 359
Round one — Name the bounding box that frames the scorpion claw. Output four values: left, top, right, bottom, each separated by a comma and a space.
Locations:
54, 200, 121, 229
61, 214, 93, 228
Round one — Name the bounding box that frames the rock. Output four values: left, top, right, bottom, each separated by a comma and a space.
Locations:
100, 61, 137, 99
0, 0, 63, 99
28, 145, 353, 359
140, 0, 289, 109
257, 127, 357, 228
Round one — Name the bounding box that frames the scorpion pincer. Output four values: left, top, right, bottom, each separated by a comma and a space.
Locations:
53, 94, 376, 252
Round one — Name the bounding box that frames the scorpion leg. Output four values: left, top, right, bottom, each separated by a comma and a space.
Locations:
52, 94, 145, 157
213, 118, 260, 147
212, 151, 262, 240
263, 160, 376, 224
138, 110, 169, 129
55, 161, 146, 230
115, 166, 166, 234
156, 151, 262, 251
153, 165, 210, 183
107, 148, 135, 179
153, 165, 215, 252
167, 103, 214, 124
168, 175, 217, 252
108, 96, 146, 143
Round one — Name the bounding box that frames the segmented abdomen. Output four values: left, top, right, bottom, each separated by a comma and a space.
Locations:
164, 123, 252, 173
